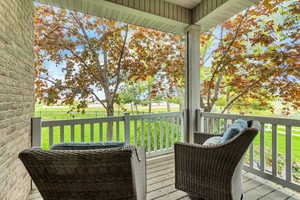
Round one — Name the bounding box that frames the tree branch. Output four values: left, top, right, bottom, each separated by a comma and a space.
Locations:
91, 91, 108, 110
206, 9, 249, 107
112, 24, 129, 102
221, 77, 263, 113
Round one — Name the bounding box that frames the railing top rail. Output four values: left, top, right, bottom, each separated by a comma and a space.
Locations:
40, 112, 183, 127
128, 112, 182, 120
202, 112, 300, 126
41, 116, 125, 127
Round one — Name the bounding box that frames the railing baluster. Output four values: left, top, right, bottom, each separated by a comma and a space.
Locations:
99, 122, 103, 142
250, 143, 254, 169
31, 117, 42, 147
154, 119, 157, 152
211, 118, 215, 134
49, 126, 54, 147
60, 126, 64, 143
260, 123, 265, 172
81, 124, 84, 142
148, 118, 151, 153
224, 119, 228, 132
196, 109, 201, 132
160, 118, 163, 150
217, 118, 220, 134
204, 117, 207, 133
116, 119, 120, 142
90, 123, 94, 142
180, 113, 184, 141
272, 124, 278, 177
141, 119, 145, 147
286, 125, 292, 183
171, 117, 175, 147
134, 119, 137, 145
71, 124, 75, 142
124, 113, 130, 144
176, 117, 180, 142
166, 118, 169, 148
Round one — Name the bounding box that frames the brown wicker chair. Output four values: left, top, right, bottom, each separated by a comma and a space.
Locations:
19, 145, 146, 200
175, 128, 258, 200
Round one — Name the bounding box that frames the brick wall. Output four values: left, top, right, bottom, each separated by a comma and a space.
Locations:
0, 0, 34, 199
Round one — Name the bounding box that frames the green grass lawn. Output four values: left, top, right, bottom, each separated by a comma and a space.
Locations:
35, 105, 180, 120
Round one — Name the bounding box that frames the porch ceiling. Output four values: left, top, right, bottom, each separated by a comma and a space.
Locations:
36, 0, 260, 34
166, 0, 202, 9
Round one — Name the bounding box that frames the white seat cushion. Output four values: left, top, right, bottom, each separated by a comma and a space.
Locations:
203, 136, 222, 146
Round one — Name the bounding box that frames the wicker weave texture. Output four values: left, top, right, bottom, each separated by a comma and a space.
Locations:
19, 146, 146, 200
175, 128, 258, 200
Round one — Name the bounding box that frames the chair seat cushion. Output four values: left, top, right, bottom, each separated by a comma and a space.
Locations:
203, 136, 222, 146
51, 142, 125, 150
220, 119, 248, 143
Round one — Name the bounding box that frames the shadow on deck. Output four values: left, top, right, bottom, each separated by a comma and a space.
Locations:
29, 154, 300, 200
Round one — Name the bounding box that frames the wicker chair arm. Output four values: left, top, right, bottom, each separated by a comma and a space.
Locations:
194, 132, 223, 144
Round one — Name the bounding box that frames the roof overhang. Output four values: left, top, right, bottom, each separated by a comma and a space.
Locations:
36, 0, 260, 34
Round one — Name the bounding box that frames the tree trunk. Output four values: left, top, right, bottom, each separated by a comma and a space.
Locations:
167, 101, 171, 112
204, 106, 212, 113
130, 103, 134, 114
148, 101, 152, 113
106, 104, 114, 141
179, 102, 182, 112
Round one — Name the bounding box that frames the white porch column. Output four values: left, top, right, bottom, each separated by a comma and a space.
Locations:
184, 25, 201, 143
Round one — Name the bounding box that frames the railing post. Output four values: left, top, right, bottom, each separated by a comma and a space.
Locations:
184, 25, 201, 144
31, 117, 42, 147
124, 113, 131, 144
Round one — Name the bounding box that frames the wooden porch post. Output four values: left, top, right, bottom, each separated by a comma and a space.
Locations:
184, 25, 201, 143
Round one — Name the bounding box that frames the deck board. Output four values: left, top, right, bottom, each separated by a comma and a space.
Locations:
29, 154, 300, 200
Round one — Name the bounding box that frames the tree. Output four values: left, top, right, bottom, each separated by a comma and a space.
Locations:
200, 0, 300, 114
34, 4, 184, 137
117, 81, 145, 113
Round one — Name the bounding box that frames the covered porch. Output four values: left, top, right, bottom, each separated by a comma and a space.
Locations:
1, 0, 300, 199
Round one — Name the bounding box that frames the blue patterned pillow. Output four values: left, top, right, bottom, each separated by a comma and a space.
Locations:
220, 119, 248, 143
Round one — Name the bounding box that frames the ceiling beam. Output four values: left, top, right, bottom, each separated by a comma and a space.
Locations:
193, 0, 260, 32
105, 0, 192, 24
192, 0, 227, 24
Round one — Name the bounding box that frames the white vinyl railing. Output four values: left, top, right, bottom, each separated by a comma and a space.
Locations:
31, 112, 183, 157
31, 110, 300, 191
196, 111, 300, 192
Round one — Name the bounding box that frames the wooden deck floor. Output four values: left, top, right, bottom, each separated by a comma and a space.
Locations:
30, 154, 300, 200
